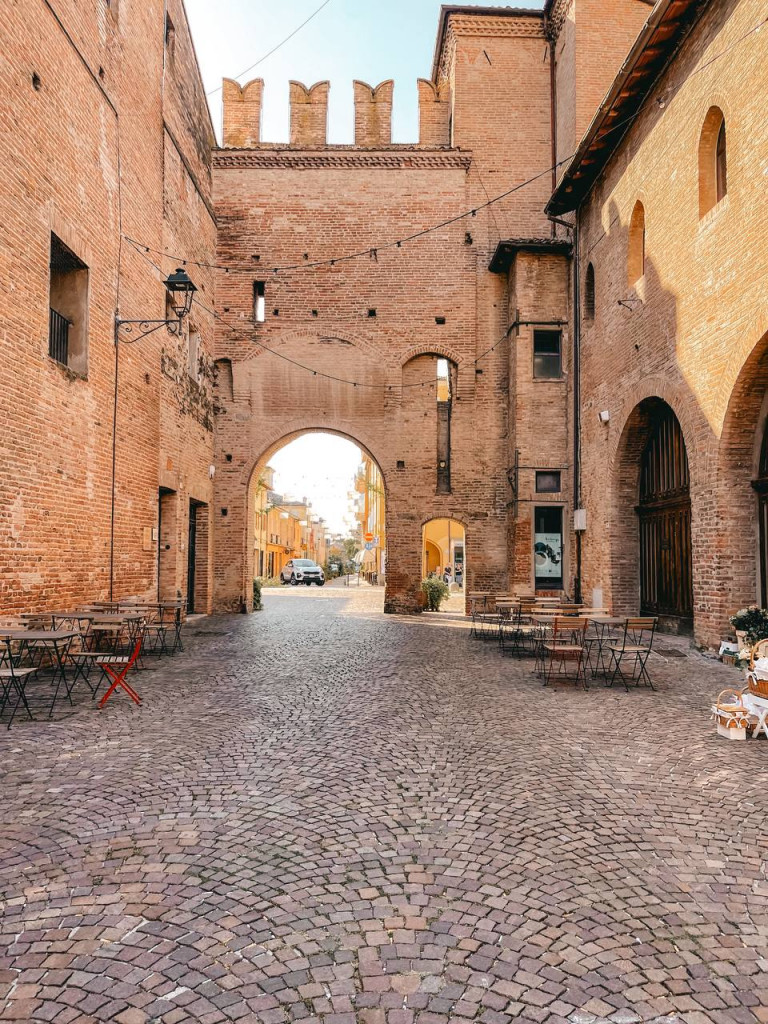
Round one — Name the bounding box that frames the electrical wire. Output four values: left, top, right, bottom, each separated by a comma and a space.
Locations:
126, 236, 515, 390
206, 0, 333, 97
129, 13, 767, 278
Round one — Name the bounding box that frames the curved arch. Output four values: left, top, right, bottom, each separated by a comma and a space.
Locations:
627, 200, 646, 286
611, 396, 693, 629
243, 423, 387, 492
400, 344, 465, 369
698, 105, 727, 217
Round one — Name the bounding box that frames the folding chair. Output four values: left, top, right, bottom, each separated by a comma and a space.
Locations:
541, 617, 589, 689
608, 618, 658, 690
0, 637, 40, 728
95, 638, 143, 707
500, 603, 539, 658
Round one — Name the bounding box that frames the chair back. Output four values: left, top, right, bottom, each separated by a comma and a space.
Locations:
552, 616, 589, 646
623, 617, 657, 650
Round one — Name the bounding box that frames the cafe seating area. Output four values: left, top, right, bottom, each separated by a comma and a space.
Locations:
468, 592, 658, 691
0, 600, 186, 728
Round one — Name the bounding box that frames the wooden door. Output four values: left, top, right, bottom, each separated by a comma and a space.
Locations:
636, 404, 693, 626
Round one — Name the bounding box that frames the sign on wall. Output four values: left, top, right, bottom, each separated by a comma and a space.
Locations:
534, 533, 562, 580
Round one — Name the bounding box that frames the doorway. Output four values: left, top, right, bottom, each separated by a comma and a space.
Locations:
422, 519, 466, 589
637, 401, 693, 629
534, 506, 563, 590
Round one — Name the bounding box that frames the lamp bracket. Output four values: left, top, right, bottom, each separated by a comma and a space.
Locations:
115, 317, 183, 342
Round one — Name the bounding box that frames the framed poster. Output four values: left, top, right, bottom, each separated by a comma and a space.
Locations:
534, 507, 563, 588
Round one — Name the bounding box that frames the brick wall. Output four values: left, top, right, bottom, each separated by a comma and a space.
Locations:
0, 0, 216, 614
575, 0, 768, 645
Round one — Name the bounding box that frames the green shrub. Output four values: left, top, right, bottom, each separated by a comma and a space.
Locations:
421, 577, 450, 612
252, 577, 263, 611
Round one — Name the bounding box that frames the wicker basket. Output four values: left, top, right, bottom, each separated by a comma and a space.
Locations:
713, 689, 752, 738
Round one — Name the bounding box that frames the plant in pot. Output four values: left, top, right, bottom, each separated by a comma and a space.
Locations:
729, 605, 768, 648
421, 577, 450, 612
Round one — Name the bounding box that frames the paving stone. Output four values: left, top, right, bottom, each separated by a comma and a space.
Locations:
0, 590, 764, 1024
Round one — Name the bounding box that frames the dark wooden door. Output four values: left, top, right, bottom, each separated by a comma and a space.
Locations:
752, 419, 768, 606
187, 500, 197, 614
636, 404, 693, 626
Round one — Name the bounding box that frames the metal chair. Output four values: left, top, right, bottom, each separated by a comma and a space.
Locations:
541, 617, 589, 689
0, 637, 40, 728
607, 618, 658, 690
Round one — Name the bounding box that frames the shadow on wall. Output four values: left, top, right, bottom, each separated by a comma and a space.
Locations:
581, 195, 764, 643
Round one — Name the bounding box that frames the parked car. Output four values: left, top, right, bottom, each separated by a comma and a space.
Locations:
280, 559, 325, 586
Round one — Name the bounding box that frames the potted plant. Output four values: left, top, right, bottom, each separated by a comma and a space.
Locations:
421, 577, 450, 612
729, 605, 768, 648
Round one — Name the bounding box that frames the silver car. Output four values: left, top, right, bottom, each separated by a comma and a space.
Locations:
280, 559, 325, 586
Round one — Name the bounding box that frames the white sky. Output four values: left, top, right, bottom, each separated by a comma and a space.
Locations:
268, 434, 363, 534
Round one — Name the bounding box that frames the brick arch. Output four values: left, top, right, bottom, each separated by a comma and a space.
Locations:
608, 382, 700, 626
715, 328, 768, 614
400, 344, 465, 369
235, 327, 400, 370
237, 423, 390, 613
242, 422, 387, 492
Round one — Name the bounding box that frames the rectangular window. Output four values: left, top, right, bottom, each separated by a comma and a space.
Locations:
533, 330, 562, 380
49, 233, 89, 374
534, 505, 563, 590
254, 281, 265, 323
536, 471, 561, 494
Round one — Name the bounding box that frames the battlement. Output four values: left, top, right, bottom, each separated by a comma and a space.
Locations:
220, 78, 452, 150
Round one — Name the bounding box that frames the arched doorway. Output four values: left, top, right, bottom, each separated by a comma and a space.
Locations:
636, 401, 693, 630
245, 428, 388, 605
422, 518, 466, 590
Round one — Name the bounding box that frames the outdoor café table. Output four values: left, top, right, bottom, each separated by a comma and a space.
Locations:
0, 628, 78, 717
586, 616, 626, 678
158, 602, 185, 653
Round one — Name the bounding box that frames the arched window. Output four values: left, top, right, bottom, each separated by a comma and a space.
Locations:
698, 106, 727, 217
585, 262, 595, 321
627, 201, 645, 287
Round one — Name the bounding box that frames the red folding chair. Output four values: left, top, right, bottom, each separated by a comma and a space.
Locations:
97, 638, 143, 708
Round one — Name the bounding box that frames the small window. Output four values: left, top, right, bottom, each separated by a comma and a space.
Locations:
533, 330, 562, 380
436, 357, 451, 402
698, 107, 727, 217
254, 281, 265, 323
628, 201, 645, 286
536, 471, 561, 494
585, 263, 595, 321
49, 233, 89, 374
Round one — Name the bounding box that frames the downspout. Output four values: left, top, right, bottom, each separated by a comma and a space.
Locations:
572, 216, 582, 604
547, 19, 558, 237
549, 213, 581, 603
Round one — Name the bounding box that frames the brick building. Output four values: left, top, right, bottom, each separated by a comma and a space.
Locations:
210, 2, 657, 615
1, 0, 217, 614
548, 0, 768, 644
3, 0, 766, 644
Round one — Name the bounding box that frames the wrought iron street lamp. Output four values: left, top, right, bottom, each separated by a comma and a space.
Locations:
115, 268, 197, 340
109, 267, 198, 600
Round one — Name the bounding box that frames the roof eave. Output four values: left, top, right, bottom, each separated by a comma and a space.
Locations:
546, 0, 709, 216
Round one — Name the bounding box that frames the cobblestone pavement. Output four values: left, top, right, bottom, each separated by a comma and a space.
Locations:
1, 589, 767, 1024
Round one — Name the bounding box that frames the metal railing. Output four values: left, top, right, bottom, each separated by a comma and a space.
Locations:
48, 308, 71, 365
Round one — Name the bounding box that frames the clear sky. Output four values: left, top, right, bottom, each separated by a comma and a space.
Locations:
186, 0, 544, 144
268, 434, 363, 535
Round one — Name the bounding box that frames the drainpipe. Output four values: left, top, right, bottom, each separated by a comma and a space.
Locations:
549, 213, 581, 603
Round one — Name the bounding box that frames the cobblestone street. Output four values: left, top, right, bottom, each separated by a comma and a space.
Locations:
1, 589, 766, 1024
